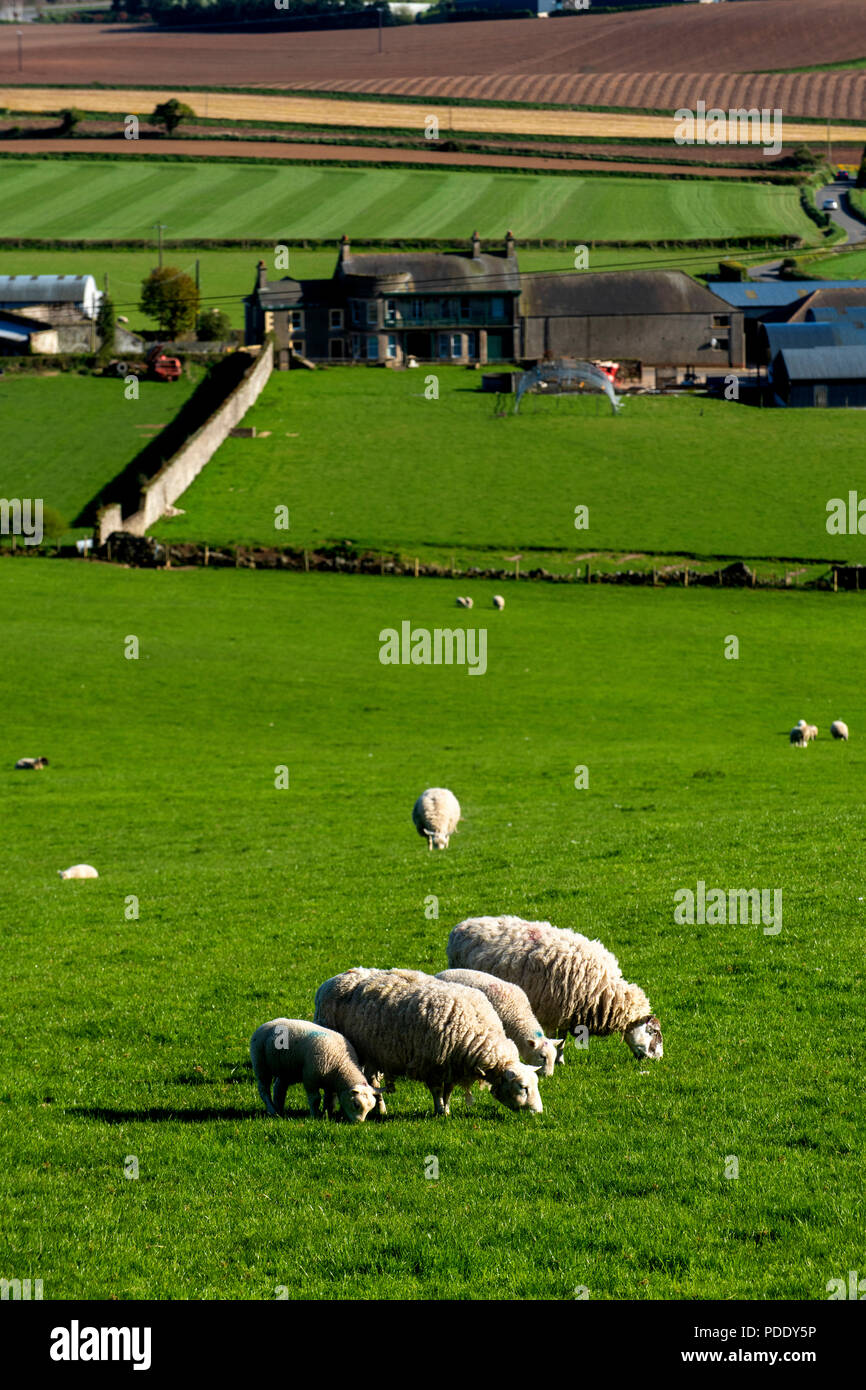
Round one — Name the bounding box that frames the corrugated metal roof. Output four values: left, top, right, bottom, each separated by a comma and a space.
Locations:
763, 323, 840, 356
710, 280, 866, 308
777, 345, 866, 381
0, 274, 97, 304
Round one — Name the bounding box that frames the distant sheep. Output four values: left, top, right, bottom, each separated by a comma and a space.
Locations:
790, 720, 807, 747
249, 1018, 378, 1122
456, 596, 473, 609
15, 757, 49, 770
831, 720, 849, 741
58, 865, 99, 880
492, 595, 505, 610
314, 967, 543, 1117
447, 915, 663, 1062
804, 723, 818, 743
412, 787, 461, 850
436, 968, 560, 1076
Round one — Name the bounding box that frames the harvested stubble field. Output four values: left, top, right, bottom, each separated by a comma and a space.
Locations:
0, 158, 819, 244
0, 561, 862, 1299
3, 87, 866, 145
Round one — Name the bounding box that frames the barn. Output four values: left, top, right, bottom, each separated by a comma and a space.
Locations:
770, 345, 866, 408
0, 274, 102, 322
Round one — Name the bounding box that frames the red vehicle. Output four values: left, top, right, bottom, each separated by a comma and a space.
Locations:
146, 345, 182, 381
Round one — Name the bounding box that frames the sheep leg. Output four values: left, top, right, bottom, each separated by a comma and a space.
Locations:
272, 1076, 289, 1117
463, 1086, 475, 1108
320, 1088, 336, 1119
305, 1087, 322, 1119
441, 1083, 455, 1116
256, 1076, 281, 1118
430, 1086, 447, 1116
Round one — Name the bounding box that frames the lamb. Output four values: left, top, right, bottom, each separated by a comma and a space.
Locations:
804, 723, 818, 743
15, 757, 49, 770
412, 787, 461, 850
314, 967, 543, 1116
455, 596, 473, 609
831, 720, 849, 741
492, 595, 505, 610
447, 915, 663, 1063
249, 1018, 379, 1122
58, 864, 99, 880
790, 720, 807, 747
435, 968, 560, 1076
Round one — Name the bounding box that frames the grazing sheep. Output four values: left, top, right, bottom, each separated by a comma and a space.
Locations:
435, 968, 560, 1076
804, 723, 818, 743
790, 720, 807, 747
412, 787, 461, 850
314, 967, 543, 1117
58, 864, 99, 880
492, 595, 505, 610
249, 1018, 378, 1122
15, 757, 49, 770
447, 915, 663, 1063
456, 596, 473, 609
831, 720, 849, 741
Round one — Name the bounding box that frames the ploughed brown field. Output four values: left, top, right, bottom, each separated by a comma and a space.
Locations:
0, 2, 864, 116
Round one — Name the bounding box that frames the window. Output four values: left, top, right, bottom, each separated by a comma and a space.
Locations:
289, 310, 304, 330
411, 300, 424, 323
714, 337, 729, 352
712, 314, 730, 328
438, 333, 450, 359
293, 339, 305, 359
447, 299, 460, 321
351, 334, 361, 357
329, 309, 343, 330
387, 335, 397, 360
491, 297, 506, 321
385, 299, 398, 325
460, 297, 471, 322
451, 334, 462, 359
367, 334, 379, 361
351, 302, 363, 327
466, 330, 477, 359
366, 301, 378, 326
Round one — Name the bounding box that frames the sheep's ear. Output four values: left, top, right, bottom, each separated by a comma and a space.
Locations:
528, 1065, 542, 1073
552, 1038, 564, 1047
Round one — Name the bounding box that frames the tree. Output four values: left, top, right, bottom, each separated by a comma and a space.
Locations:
57, 108, 83, 136
139, 266, 199, 338
857, 145, 866, 188
151, 99, 195, 137
96, 292, 116, 357
196, 307, 232, 342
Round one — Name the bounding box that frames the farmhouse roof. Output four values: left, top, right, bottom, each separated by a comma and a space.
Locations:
787, 288, 866, 326
337, 251, 521, 295
0, 273, 98, 305
519, 269, 732, 317
776, 345, 866, 382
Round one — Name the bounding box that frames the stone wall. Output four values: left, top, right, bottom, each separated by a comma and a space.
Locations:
97, 341, 273, 543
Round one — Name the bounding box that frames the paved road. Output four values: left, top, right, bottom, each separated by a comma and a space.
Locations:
748, 178, 866, 281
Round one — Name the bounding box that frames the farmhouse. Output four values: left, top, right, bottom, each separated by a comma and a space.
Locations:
245, 237, 744, 380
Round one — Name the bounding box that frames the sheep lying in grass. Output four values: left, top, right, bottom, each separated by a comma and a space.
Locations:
58, 864, 99, 880
412, 787, 461, 850
249, 1018, 379, 1122
831, 720, 849, 741
436, 968, 560, 1076
15, 757, 49, 770
314, 967, 543, 1117
447, 915, 663, 1063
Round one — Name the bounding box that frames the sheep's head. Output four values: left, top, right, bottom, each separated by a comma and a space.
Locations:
624, 1015, 663, 1060
491, 1063, 543, 1113
525, 1034, 559, 1077
426, 828, 450, 851
339, 1083, 379, 1123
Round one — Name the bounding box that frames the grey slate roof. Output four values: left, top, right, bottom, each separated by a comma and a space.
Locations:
776, 345, 866, 381
520, 269, 733, 317
788, 288, 866, 325
338, 251, 520, 295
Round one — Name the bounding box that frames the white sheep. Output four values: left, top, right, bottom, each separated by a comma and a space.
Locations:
790, 720, 807, 747
435, 968, 560, 1076
15, 757, 49, 770
492, 595, 505, 610
804, 723, 818, 743
249, 1018, 379, 1122
447, 915, 662, 1063
831, 720, 849, 741
314, 967, 543, 1117
412, 787, 461, 850
58, 865, 99, 880
455, 596, 473, 609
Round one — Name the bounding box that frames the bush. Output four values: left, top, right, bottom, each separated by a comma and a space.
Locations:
57, 108, 84, 136
152, 99, 195, 137
197, 308, 232, 342
718, 259, 747, 282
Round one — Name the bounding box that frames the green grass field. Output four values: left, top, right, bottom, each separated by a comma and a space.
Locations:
150, 367, 866, 565
0, 159, 822, 245
0, 561, 861, 1300
0, 373, 199, 542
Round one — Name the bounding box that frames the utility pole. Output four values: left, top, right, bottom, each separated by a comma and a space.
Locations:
378, 6, 383, 55
16, 29, 22, 74
195, 258, 200, 333
153, 223, 166, 269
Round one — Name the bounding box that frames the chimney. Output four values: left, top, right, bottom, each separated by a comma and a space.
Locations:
339, 233, 351, 264
505, 230, 516, 258
256, 259, 267, 289
471, 229, 481, 258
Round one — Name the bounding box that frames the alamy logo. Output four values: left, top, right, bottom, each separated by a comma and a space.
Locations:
673, 101, 783, 158
1, 1277, 43, 1299
379, 621, 487, 675
49, 1320, 152, 1371
826, 492, 866, 534
674, 881, 782, 935
0, 498, 43, 546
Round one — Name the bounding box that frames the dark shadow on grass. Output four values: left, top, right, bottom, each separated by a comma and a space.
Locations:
68, 1106, 261, 1124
